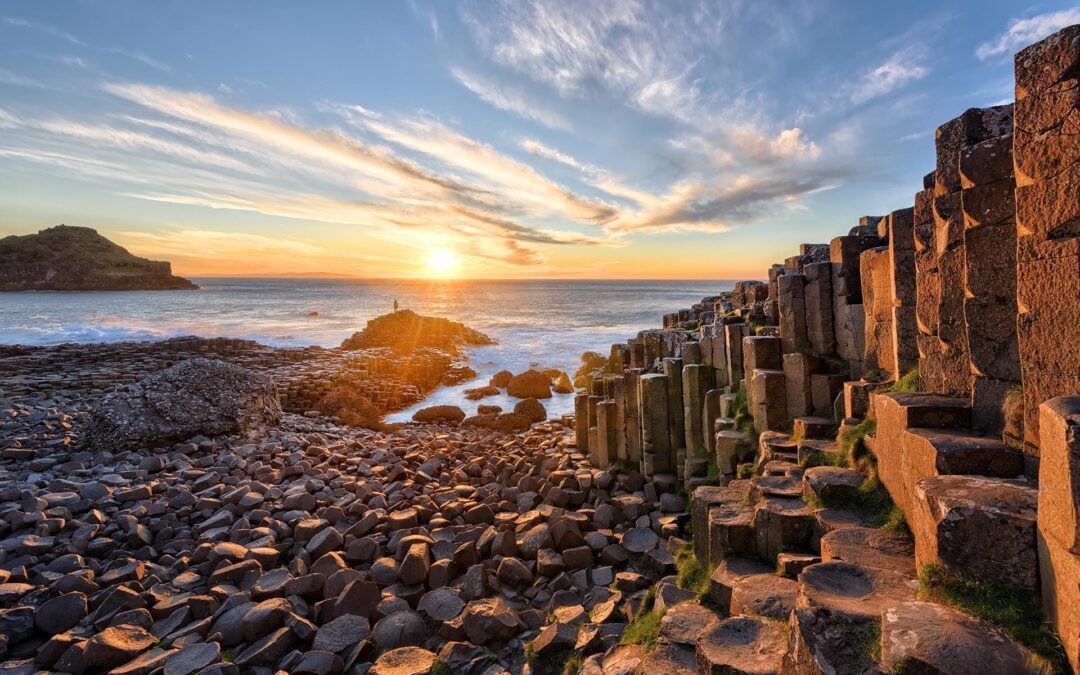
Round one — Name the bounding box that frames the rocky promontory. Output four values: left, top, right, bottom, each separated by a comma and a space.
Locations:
0, 225, 198, 291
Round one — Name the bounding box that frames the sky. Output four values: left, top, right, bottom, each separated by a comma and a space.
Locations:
0, 1, 1077, 279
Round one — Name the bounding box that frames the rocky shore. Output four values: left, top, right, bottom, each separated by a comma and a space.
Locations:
1, 24, 1079, 675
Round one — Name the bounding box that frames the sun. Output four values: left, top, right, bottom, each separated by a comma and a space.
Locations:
425, 248, 459, 276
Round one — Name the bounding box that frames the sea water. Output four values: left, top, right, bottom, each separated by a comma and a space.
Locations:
0, 278, 737, 418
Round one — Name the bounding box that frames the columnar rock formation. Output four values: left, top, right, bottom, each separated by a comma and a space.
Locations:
574, 24, 1080, 674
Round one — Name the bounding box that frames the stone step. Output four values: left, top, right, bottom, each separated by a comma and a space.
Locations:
796, 561, 917, 623
696, 615, 786, 675
729, 573, 798, 620
796, 438, 843, 465
819, 526, 915, 576
874, 391, 972, 432
763, 460, 800, 477
911, 474, 1038, 590
749, 475, 803, 501
878, 426, 1024, 515
802, 466, 863, 503
880, 601, 1037, 673
793, 416, 834, 439
776, 552, 821, 578
753, 497, 816, 562
706, 502, 754, 566
691, 483, 751, 564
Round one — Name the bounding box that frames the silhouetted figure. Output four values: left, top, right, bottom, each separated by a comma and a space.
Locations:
393, 299, 399, 314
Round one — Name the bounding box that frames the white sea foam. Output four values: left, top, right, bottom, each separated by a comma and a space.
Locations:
0, 278, 735, 418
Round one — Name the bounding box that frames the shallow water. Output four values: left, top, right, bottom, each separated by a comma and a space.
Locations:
0, 278, 736, 418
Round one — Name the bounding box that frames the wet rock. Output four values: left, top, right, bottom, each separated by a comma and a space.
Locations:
507, 370, 553, 399
411, 406, 465, 424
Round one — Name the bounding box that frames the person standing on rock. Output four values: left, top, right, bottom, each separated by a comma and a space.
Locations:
393, 299, 399, 314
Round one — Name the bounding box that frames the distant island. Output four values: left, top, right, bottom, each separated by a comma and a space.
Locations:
0, 225, 197, 291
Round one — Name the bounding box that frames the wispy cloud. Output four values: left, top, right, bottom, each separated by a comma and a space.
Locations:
0, 68, 44, 88
451, 67, 572, 130
851, 48, 929, 104
108, 48, 171, 72
976, 8, 1080, 60
4, 16, 84, 45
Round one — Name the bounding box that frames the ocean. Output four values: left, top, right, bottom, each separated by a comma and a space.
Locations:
0, 278, 735, 420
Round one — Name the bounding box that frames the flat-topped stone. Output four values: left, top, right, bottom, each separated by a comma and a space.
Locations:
912, 474, 1038, 590
753, 498, 815, 562
793, 416, 834, 439
819, 526, 915, 576
749, 475, 802, 500
707, 503, 754, 565
730, 574, 798, 620
695, 615, 786, 675
880, 601, 1034, 674
802, 466, 863, 503
797, 561, 916, 622
658, 602, 722, 645
709, 558, 773, 608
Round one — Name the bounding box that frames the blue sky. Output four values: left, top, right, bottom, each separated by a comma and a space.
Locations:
0, 1, 1077, 278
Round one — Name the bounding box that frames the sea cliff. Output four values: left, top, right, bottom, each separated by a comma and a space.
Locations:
0, 225, 197, 291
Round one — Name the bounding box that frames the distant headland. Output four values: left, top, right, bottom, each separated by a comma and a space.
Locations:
0, 224, 198, 291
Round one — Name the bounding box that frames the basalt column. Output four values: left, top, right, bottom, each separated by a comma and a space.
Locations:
639, 373, 673, 476
1014, 25, 1080, 452
725, 323, 749, 389
925, 105, 1014, 397
778, 273, 810, 355
663, 358, 686, 474
860, 244, 893, 376
611, 375, 628, 461
682, 364, 710, 456
596, 400, 617, 469
803, 261, 835, 358
887, 207, 918, 378
961, 131, 1020, 436
623, 369, 643, 463
574, 393, 589, 451
830, 231, 878, 378
914, 177, 941, 386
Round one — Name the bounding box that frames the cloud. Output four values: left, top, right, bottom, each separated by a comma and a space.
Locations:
451, 67, 572, 130
4, 17, 84, 45
0, 68, 44, 88
108, 48, 171, 72
60, 56, 90, 69
1, 81, 624, 268
0, 108, 21, 129
851, 48, 929, 104
977, 8, 1080, 60
519, 138, 582, 169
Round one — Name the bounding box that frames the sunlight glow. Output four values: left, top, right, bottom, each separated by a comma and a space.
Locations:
425, 248, 459, 276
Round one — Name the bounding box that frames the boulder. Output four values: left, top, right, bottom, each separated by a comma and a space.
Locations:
514, 398, 547, 423
411, 405, 465, 424
86, 358, 281, 451
506, 370, 552, 399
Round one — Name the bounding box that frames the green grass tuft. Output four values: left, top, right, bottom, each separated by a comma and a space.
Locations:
621, 607, 664, 650
890, 367, 920, 392
838, 417, 876, 465
429, 658, 452, 675
918, 564, 1069, 673
675, 544, 710, 600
